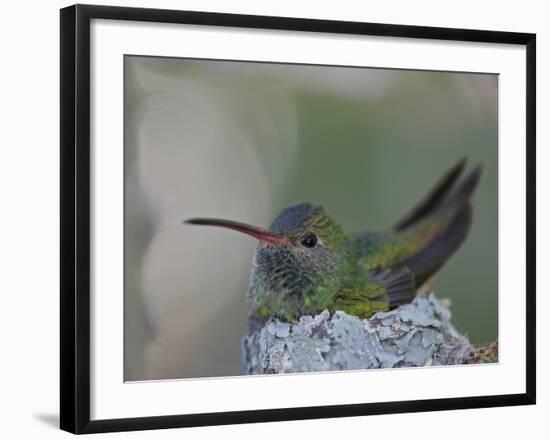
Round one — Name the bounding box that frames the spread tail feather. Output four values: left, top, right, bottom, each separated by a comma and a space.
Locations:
394, 158, 467, 231
403, 205, 472, 287
401, 164, 482, 287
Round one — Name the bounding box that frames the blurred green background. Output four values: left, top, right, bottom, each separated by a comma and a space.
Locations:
124, 56, 498, 381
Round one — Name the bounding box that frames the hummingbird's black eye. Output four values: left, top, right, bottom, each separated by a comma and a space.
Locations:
300, 233, 318, 248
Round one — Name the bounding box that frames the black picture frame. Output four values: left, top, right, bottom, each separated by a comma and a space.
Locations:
60, 4, 536, 434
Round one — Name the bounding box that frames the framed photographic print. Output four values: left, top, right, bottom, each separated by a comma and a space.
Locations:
60, 4, 536, 434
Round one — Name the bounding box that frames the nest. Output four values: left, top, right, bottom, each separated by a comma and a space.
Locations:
242, 294, 494, 374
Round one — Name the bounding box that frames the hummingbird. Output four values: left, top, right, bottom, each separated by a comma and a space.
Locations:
186, 159, 482, 325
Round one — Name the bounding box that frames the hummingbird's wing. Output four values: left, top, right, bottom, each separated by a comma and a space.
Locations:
370, 266, 416, 308
334, 265, 416, 317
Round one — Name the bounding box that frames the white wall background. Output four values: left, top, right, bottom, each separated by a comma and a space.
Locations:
0, 0, 546, 438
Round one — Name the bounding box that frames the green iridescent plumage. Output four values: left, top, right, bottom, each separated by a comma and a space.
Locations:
186, 159, 481, 325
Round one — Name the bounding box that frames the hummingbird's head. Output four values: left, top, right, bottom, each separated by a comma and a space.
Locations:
185, 203, 352, 318
255, 203, 350, 292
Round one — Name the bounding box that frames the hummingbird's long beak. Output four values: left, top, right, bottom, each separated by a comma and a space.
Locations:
184, 218, 285, 245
